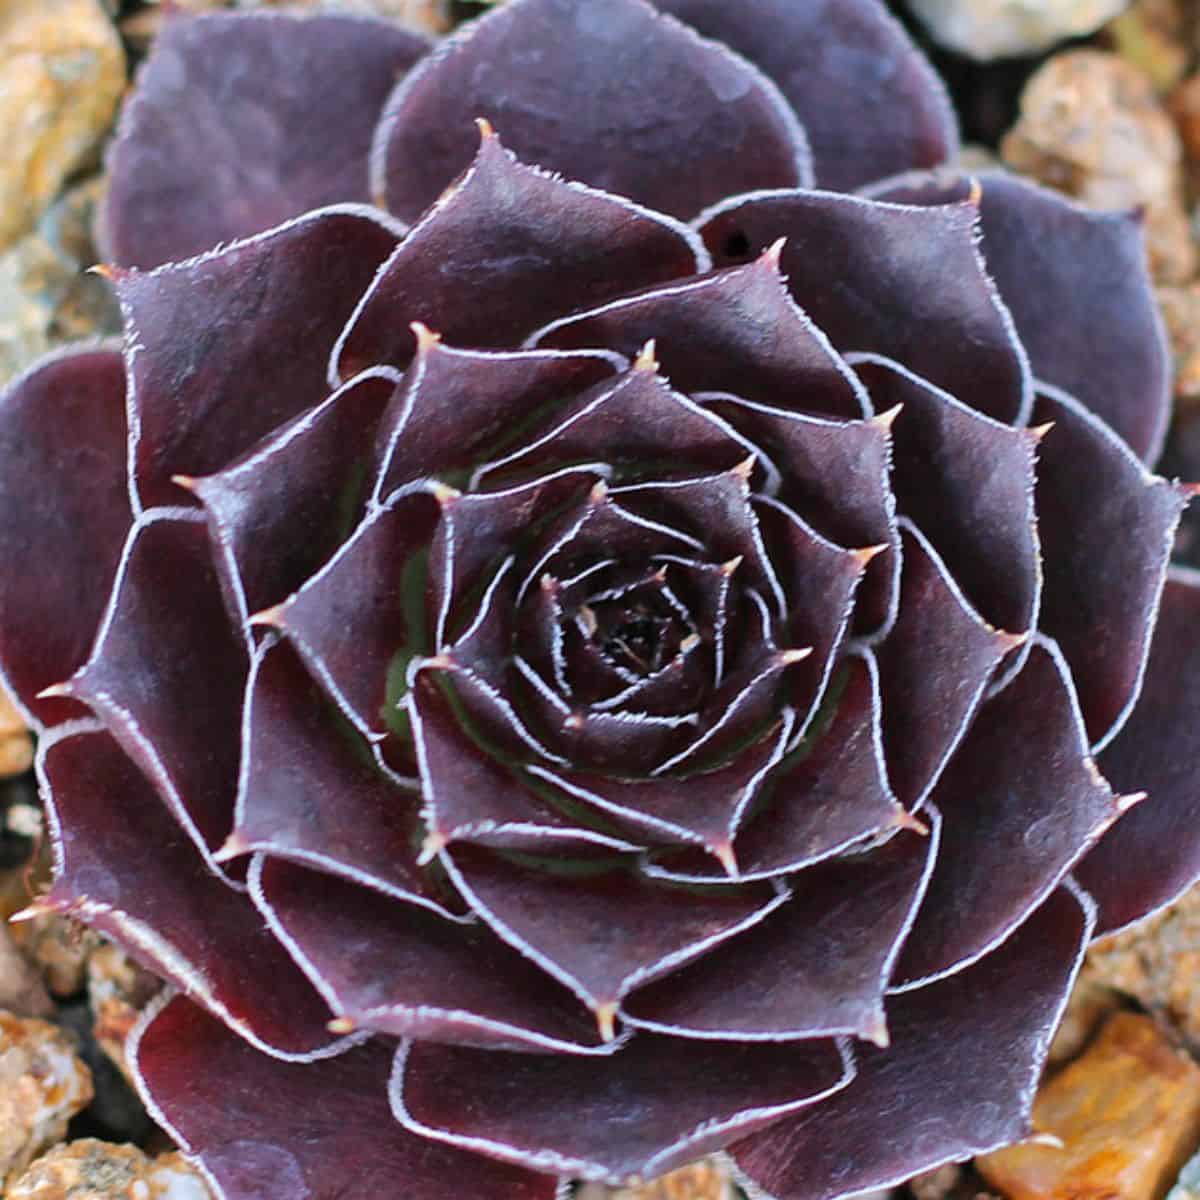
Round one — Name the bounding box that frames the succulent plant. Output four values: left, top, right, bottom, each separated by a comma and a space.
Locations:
2, 1, 1197, 1197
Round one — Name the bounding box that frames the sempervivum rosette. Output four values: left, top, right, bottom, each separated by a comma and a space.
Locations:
2, 1, 1197, 1197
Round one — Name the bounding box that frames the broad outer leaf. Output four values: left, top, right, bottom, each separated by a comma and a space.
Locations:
0, 345, 129, 727
62, 512, 246, 870
730, 883, 1095, 1200
866, 171, 1170, 463
102, 11, 427, 269
40, 725, 347, 1059
393, 1033, 851, 1185
337, 130, 704, 379
117, 205, 402, 509
132, 995, 560, 1199
894, 641, 1119, 987
254, 857, 616, 1055
1077, 570, 1200, 934
624, 817, 937, 1044
652, 0, 956, 191
696, 189, 1031, 424
371, 0, 810, 223
1033, 385, 1186, 748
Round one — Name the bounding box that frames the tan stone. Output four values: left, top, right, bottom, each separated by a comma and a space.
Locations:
576, 1160, 736, 1200
0, 689, 32, 778
1156, 284, 1200, 410
1002, 50, 1195, 284
0, 0, 125, 253
0, 1011, 93, 1187
1046, 972, 1125, 1067
977, 1012, 1200, 1200
10, 914, 99, 999
1087, 884, 1200, 1047
0, 924, 53, 1020
234, 0, 452, 34
9, 1139, 214, 1199
87, 945, 160, 1087
1105, 0, 1192, 93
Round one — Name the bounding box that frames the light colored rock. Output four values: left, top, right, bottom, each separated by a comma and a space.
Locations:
0, 176, 121, 387
977, 1012, 1200, 1200
10, 914, 99, 999
1002, 49, 1195, 283
575, 1161, 736, 1200
0, 0, 125, 253
1168, 1149, 1200, 1200
8, 1139, 214, 1199
1046, 972, 1124, 1067
908, 1163, 962, 1200
1105, 0, 1192, 93
906, 0, 1131, 61
234, 0, 452, 34
1156, 284, 1200, 409
1087, 884, 1200, 1046
0, 925, 53, 1020
0, 1011, 93, 1186
0, 689, 32, 778
87, 945, 160, 1088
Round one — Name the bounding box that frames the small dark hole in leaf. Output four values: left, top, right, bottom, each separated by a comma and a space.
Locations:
722, 230, 752, 260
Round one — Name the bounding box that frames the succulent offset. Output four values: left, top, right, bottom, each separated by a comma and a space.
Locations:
2, 1, 1199, 1197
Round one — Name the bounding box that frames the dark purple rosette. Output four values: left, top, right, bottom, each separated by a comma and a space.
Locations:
1, 2, 1196, 1197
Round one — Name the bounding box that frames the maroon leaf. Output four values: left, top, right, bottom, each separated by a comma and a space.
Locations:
40, 726, 347, 1059
646, 652, 907, 884
624, 816, 937, 1044
854, 353, 1040, 637
337, 128, 705, 379
409, 672, 640, 856
866, 171, 1171, 463
189, 368, 398, 622
876, 523, 1018, 809
730, 883, 1094, 1200
1077, 569, 1200, 934
254, 857, 617, 1055
101, 11, 427, 269
375, 335, 623, 500
441, 844, 787, 1025
393, 1033, 851, 1185
116, 206, 403, 509
696, 188, 1031, 424
0, 345, 129, 727
56, 512, 245, 871
1033, 384, 1187, 747
132, 995, 560, 1199
652, 0, 956, 191
536, 248, 868, 420
267, 484, 442, 739
228, 639, 459, 912
372, 0, 810, 224
894, 640, 1121, 988
702, 395, 899, 634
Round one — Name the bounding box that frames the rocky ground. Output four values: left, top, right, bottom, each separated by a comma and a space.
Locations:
4, 0, 1200, 1197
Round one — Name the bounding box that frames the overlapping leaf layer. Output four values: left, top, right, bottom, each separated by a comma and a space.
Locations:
1, 2, 1195, 1198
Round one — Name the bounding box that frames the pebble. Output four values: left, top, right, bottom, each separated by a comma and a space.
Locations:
575, 1161, 736, 1200
977, 1012, 1200, 1200
0, 925, 54, 1021
0, 1011, 93, 1187
11, 915, 99, 1000
0, 176, 121, 387
87, 945, 160, 1089
0, 690, 33, 779
1001, 49, 1196, 283
8, 1139, 213, 1200
234, 0, 452, 34
1046, 972, 1125, 1067
1169, 1150, 1200, 1200
1105, 0, 1192, 93
0, 0, 125, 254
1088, 885, 1200, 1049
905, 0, 1132, 61
1156, 284, 1200, 409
